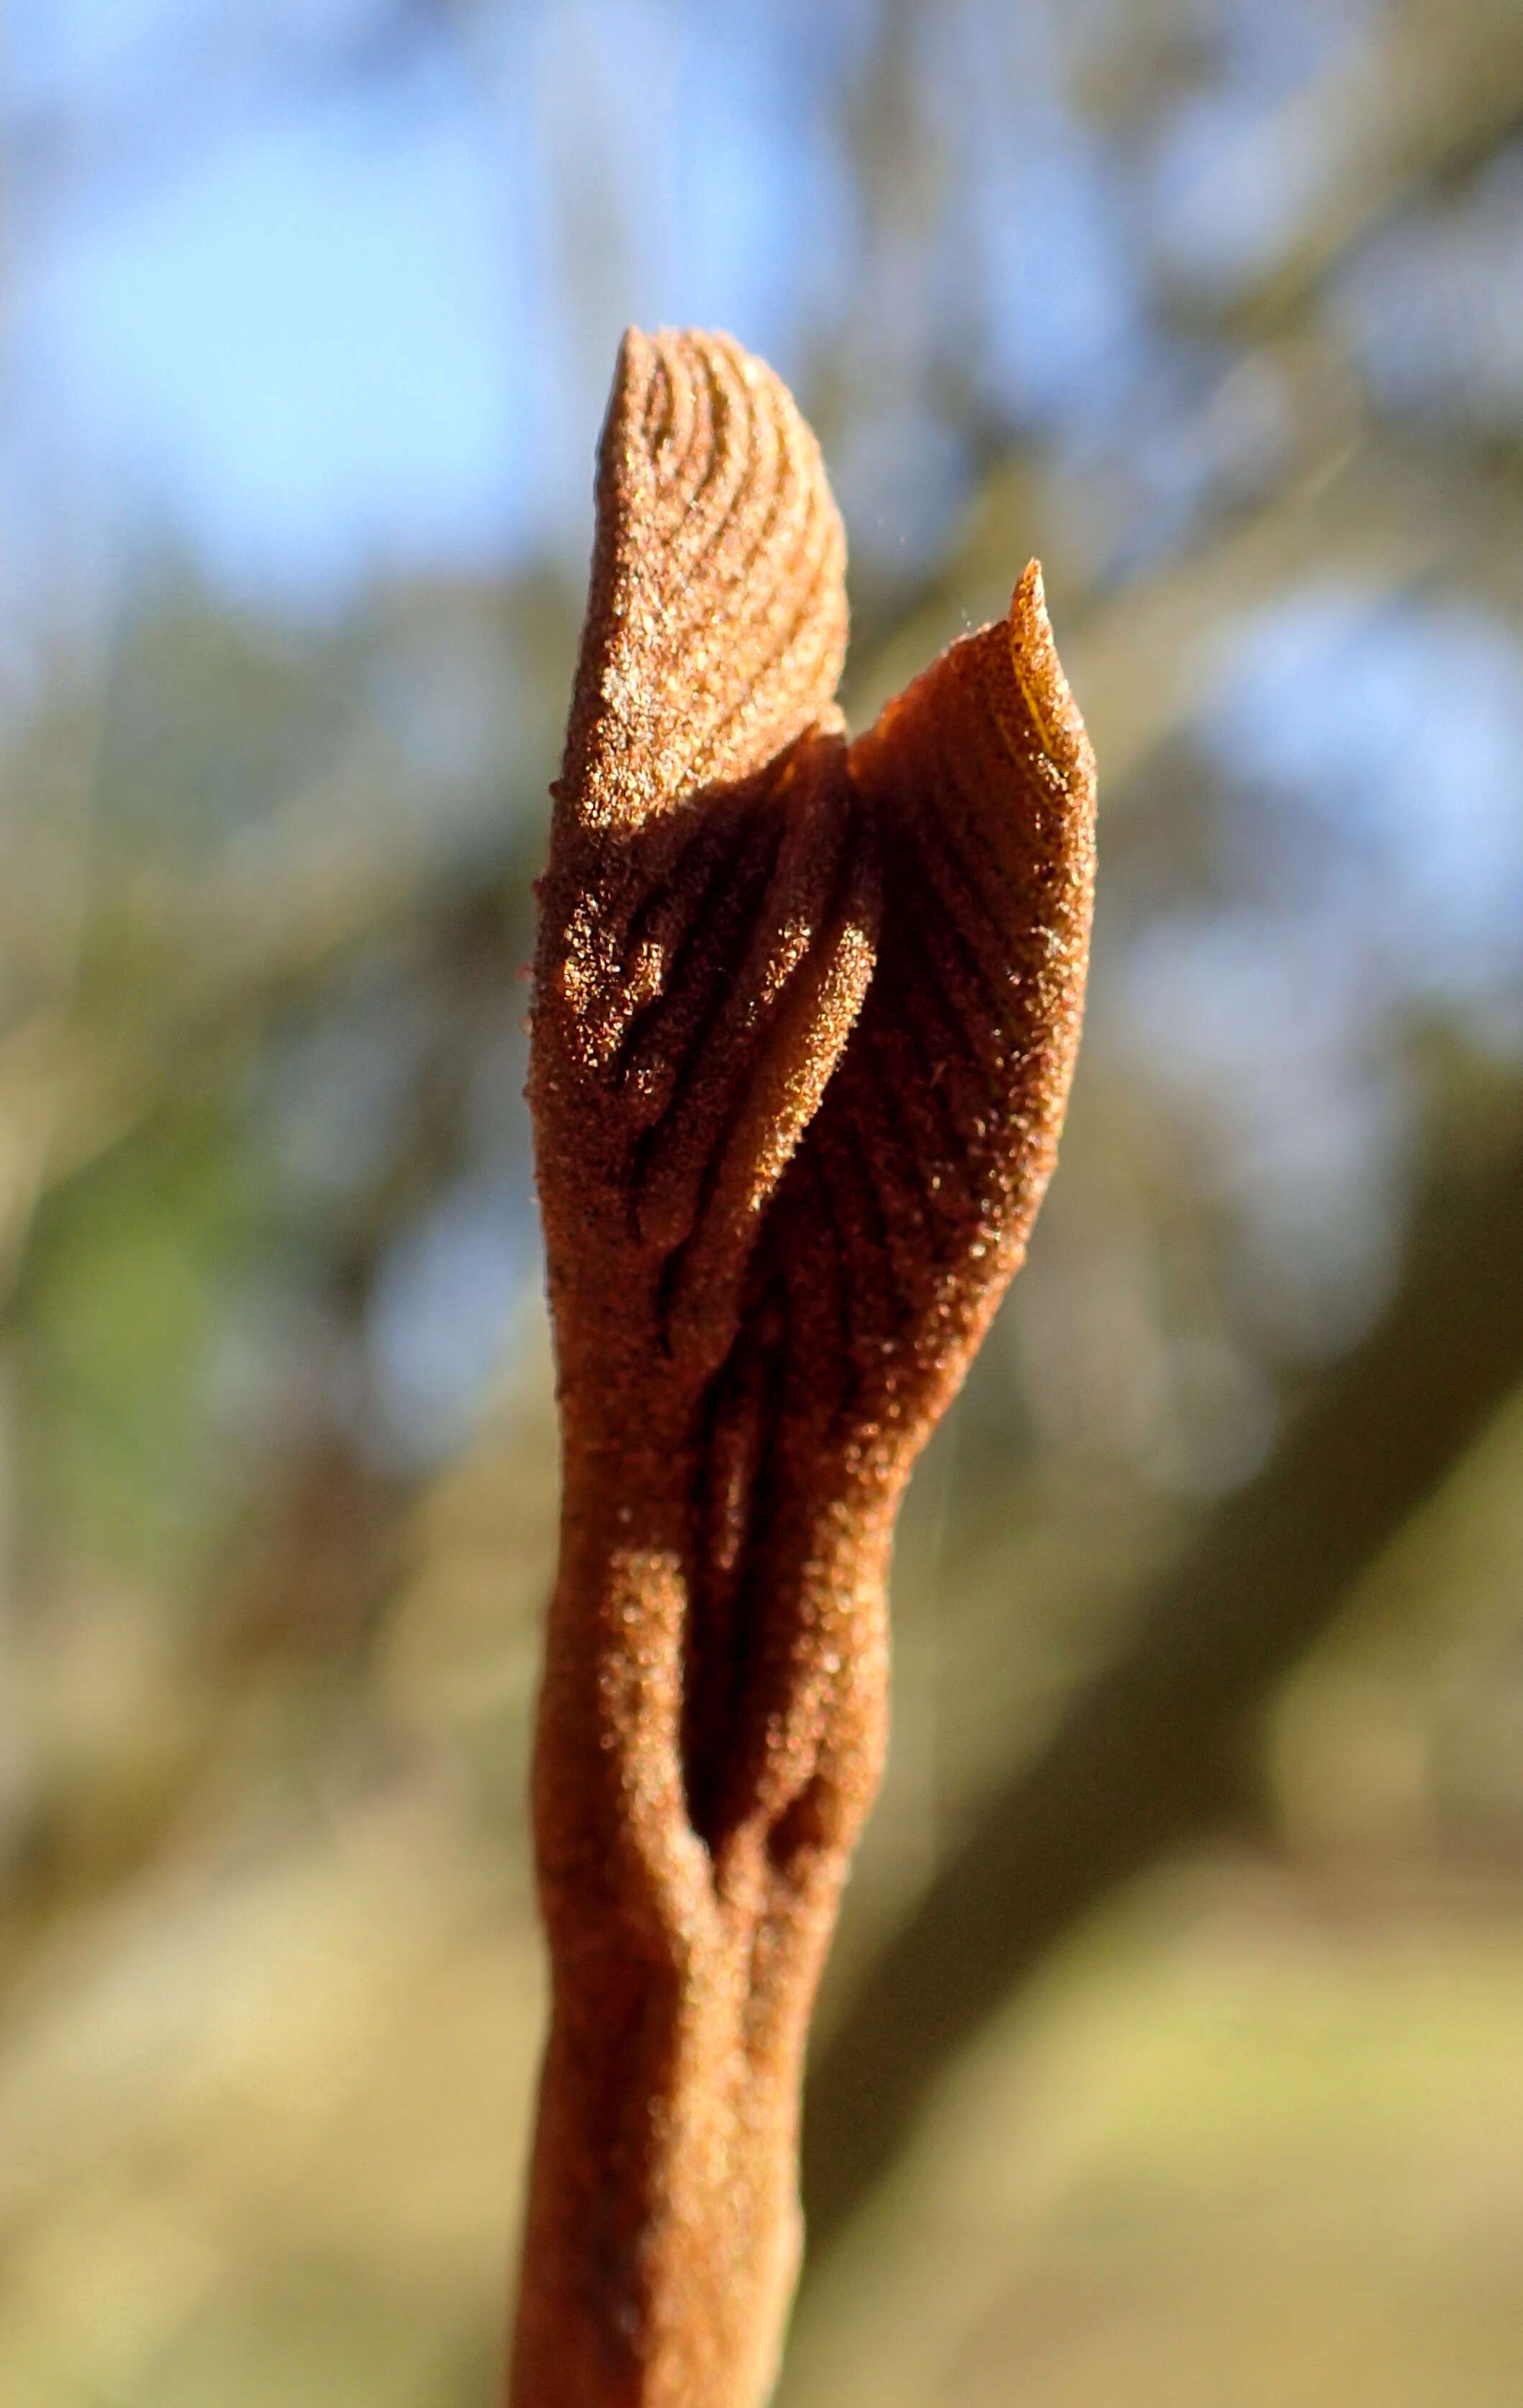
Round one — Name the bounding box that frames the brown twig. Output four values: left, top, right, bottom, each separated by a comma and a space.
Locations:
511, 328, 1096, 2408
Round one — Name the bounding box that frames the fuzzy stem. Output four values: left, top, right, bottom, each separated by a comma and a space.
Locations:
509, 1437, 890, 2408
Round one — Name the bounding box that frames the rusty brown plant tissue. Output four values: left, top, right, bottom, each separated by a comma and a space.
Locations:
511, 328, 1096, 2407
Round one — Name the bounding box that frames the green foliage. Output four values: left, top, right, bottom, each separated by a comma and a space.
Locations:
18, 1103, 277, 1580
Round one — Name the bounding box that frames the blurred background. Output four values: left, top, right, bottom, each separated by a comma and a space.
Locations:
4, 1, 1523, 2400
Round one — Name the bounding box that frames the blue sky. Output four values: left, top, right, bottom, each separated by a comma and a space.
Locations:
6, 0, 868, 606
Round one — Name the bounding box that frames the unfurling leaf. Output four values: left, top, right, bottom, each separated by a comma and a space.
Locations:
514, 328, 1095, 2408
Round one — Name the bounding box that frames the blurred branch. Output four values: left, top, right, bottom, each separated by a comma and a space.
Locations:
851, 433, 1523, 789
800, 1105, 1523, 2257
1198, 0, 1523, 333
1065, 437, 1523, 794
0, 741, 529, 1292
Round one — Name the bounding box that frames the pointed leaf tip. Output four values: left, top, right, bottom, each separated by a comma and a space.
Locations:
1007, 560, 1094, 799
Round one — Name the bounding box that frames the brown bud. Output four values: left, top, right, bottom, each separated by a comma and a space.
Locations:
511, 328, 1095, 2408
